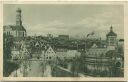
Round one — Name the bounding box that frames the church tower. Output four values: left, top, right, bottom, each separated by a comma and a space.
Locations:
106, 26, 117, 50
16, 8, 22, 26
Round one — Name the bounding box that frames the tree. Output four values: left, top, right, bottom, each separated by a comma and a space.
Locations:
3, 35, 19, 76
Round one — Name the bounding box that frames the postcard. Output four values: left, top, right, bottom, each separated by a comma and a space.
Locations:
0, 1, 128, 81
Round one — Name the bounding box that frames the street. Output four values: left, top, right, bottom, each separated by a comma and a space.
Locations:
27, 61, 44, 77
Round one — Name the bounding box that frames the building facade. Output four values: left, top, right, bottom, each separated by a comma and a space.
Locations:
81, 26, 123, 77
106, 26, 117, 50
11, 41, 30, 60
3, 8, 26, 38
44, 46, 56, 61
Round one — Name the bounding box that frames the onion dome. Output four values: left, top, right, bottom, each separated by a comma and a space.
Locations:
106, 26, 117, 37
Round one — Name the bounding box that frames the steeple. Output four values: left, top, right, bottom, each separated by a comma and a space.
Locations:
16, 8, 22, 26
106, 26, 117, 37
106, 26, 117, 50
110, 26, 113, 32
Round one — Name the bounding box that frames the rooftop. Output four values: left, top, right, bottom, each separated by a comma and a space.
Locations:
4, 25, 26, 32
106, 26, 117, 37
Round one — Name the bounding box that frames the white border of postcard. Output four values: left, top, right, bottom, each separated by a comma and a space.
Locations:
0, 1, 128, 81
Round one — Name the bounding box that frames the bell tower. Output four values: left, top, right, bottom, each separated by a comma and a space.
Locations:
106, 26, 117, 50
16, 8, 22, 26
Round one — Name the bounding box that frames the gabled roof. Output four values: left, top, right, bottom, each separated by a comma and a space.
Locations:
45, 46, 56, 54
90, 42, 107, 49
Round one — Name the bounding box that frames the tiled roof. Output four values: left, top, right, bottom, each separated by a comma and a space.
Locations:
86, 40, 107, 49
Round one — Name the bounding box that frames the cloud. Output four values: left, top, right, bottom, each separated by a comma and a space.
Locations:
27, 20, 68, 36
68, 11, 124, 39
26, 7, 123, 39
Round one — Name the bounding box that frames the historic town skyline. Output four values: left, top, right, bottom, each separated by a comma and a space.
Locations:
4, 4, 124, 39
3, 4, 124, 77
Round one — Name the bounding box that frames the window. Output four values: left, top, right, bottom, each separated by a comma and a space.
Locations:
116, 62, 121, 68
37, 57, 40, 59
7, 32, 8, 35
23, 32, 24, 37
9, 31, 10, 35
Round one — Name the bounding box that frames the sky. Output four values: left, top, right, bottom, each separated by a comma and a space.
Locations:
3, 4, 124, 39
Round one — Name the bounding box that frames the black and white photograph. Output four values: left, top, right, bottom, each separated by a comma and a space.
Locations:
3, 3, 124, 77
